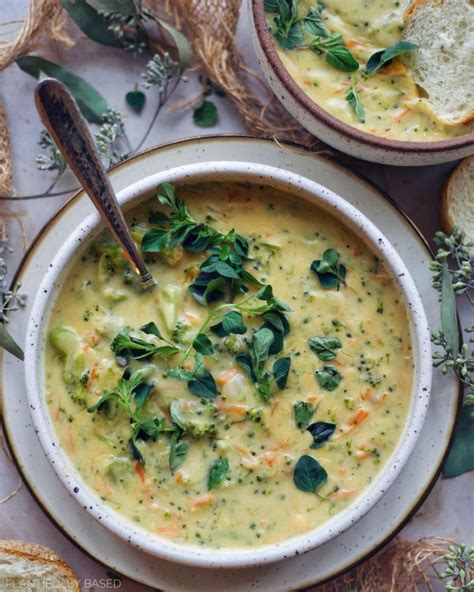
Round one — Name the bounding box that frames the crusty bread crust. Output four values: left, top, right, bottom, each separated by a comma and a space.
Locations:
441, 156, 474, 252
0, 540, 80, 591
404, 0, 474, 126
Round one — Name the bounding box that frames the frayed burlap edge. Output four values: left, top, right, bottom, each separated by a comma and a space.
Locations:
0, 0, 74, 74
0, 102, 16, 196
315, 537, 469, 592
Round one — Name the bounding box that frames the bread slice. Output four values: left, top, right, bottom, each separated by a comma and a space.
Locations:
442, 156, 474, 252
0, 540, 80, 591
403, 0, 474, 125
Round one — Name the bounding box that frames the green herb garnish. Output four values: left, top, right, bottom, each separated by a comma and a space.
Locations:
308, 336, 342, 361
88, 367, 164, 464
294, 401, 315, 429
366, 41, 418, 75
346, 79, 365, 122
208, 458, 229, 490
307, 421, 336, 449
316, 364, 342, 391
169, 428, 189, 472
210, 310, 247, 337
311, 248, 347, 289
236, 327, 291, 401
310, 33, 359, 72
293, 454, 328, 493
110, 322, 179, 364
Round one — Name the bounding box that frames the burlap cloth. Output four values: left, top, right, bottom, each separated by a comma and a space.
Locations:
0, 2, 468, 590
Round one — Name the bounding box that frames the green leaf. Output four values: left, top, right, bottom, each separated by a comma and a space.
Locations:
60, 0, 122, 48
441, 262, 459, 357
16, 56, 109, 123
293, 455, 328, 493
307, 421, 336, 449
308, 336, 341, 361
366, 41, 418, 74
346, 83, 365, 122
141, 228, 168, 252
303, 8, 328, 36
132, 382, 154, 407
126, 89, 146, 113
188, 369, 218, 399
310, 249, 347, 290
193, 100, 218, 127
86, 0, 140, 14
443, 405, 474, 478
208, 458, 229, 490
252, 327, 274, 367
136, 417, 165, 440
169, 430, 188, 472
210, 311, 247, 337
264, 0, 279, 10
236, 353, 256, 383
128, 436, 144, 463
149, 15, 192, 72
193, 333, 214, 356
294, 401, 315, 429
316, 365, 342, 391
0, 324, 24, 360
140, 321, 162, 339
273, 357, 291, 389
275, 22, 305, 50
111, 329, 179, 362
325, 43, 359, 72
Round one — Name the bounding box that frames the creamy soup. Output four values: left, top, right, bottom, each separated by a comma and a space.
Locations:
46, 182, 413, 548
266, 0, 472, 141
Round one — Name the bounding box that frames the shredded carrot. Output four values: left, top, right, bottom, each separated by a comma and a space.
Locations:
184, 311, 201, 326
259, 450, 277, 466
373, 274, 393, 284
183, 359, 193, 371
349, 408, 369, 426
216, 368, 241, 387
380, 62, 407, 75
189, 493, 215, 509
355, 449, 371, 461
88, 331, 101, 346
218, 403, 249, 416
394, 107, 412, 122
234, 444, 253, 459
360, 387, 374, 401
157, 521, 181, 538
65, 430, 76, 453
337, 467, 348, 475
346, 38, 368, 48
264, 231, 273, 238
134, 462, 155, 497
174, 470, 188, 484
329, 488, 358, 499
87, 365, 97, 389
307, 394, 319, 405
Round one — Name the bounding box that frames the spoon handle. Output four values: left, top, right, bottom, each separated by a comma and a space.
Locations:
34, 78, 154, 288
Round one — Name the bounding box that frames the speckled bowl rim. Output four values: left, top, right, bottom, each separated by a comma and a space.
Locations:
24, 161, 431, 569
251, 0, 474, 154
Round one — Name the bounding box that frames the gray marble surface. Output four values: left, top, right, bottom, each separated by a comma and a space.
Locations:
0, 1, 472, 590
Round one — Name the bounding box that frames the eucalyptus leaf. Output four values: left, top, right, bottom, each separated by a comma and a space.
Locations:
60, 0, 122, 48
443, 405, 474, 478
0, 324, 24, 360
149, 15, 192, 72
16, 56, 109, 123
293, 455, 328, 493
441, 262, 459, 357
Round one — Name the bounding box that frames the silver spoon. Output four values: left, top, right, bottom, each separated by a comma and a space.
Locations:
34, 78, 155, 290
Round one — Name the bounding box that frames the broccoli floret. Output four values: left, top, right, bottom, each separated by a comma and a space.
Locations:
223, 333, 247, 354
170, 399, 217, 438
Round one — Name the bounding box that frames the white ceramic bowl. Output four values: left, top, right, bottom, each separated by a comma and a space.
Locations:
25, 161, 432, 568
249, 0, 474, 166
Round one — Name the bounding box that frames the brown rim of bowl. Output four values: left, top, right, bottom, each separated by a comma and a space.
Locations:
251, 0, 474, 154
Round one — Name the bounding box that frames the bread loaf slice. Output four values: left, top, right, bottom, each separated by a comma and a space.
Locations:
404, 0, 474, 125
442, 156, 474, 251
0, 540, 80, 591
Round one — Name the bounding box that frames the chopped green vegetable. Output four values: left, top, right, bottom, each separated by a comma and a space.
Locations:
208, 458, 229, 490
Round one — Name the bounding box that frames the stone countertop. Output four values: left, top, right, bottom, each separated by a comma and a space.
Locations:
0, 1, 472, 590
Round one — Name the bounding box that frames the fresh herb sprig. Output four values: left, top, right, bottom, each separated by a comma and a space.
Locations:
110, 322, 180, 365
311, 248, 347, 289
366, 41, 418, 75
346, 78, 365, 122
88, 367, 166, 464
265, 1, 359, 72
